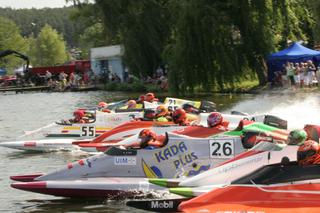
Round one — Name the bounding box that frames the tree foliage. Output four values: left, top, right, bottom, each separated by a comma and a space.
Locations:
0, 7, 87, 47
28, 24, 69, 66
95, 0, 171, 76
0, 16, 28, 73
85, 0, 314, 93
1, 1, 318, 92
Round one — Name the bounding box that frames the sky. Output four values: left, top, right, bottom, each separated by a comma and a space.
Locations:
0, 0, 73, 9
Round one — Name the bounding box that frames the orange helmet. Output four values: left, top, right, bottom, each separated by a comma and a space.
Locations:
145, 93, 155, 102
172, 108, 187, 124
155, 105, 168, 117
138, 129, 157, 148
98, 102, 108, 108
127, 100, 137, 109
297, 140, 320, 165
207, 112, 223, 127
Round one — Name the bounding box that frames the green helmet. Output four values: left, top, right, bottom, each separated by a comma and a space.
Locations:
287, 130, 307, 145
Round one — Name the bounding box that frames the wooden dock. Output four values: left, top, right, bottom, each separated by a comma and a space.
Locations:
0, 85, 101, 93
0, 86, 51, 93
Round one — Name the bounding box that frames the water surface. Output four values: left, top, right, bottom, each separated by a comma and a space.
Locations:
1, 89, 320, 212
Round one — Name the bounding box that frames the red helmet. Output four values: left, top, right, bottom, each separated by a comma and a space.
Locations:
155, 105, 168, 117
98, 102, 108, 108
138, 95, 145, 102
127, 100, 137, 109
138, 129, 157, 147
297, 140, 320, 165
73, 110, 85, 119
172, 108, 187, 124
145, 93, 155, 102
144, 109, 156, 120
207, 112, 223, 127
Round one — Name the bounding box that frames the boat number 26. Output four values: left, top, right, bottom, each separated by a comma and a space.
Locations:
81, 126, 96, 137
209, 139, 234, 158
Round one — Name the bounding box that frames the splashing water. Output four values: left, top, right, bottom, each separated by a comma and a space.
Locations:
228, 92, 320, 130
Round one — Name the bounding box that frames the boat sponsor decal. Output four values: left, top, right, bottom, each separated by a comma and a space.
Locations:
67, 163, 73, 169
142, 159, 158, 178
154, 142, 198, 169
106, 116, 122, 122
151, 200, 173, 209
150, 165, 163, 178
209, 138, 235, 159
63, 126, 80, 130
78, 159, 85, 166
75, 158, 92, 167
24, 142, 36, 147
186, 164, 210, 177
217, 154, 264, 174
114, 156, 137, 165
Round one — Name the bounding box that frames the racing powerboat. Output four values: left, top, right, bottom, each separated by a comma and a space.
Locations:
126, 142, 302, 212
0, 113, 287, 152
178, 162, 320, 213
10, 121, 290, 198
29, 97, 217, 138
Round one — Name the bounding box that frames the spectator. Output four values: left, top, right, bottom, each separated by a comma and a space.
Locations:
156, 66, 164, 78
83, 71, 89, 85
307, 60, 316, 87
59, 71, 68, 89
299, 62, 306, 87
45, 70, 52, 81
286, 62, 295, 87
293, 63, 300, 87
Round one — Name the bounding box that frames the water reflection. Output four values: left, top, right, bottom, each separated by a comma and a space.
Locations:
17, 199, 146, 213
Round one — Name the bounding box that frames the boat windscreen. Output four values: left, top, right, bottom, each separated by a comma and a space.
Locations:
251, 142, 285, 152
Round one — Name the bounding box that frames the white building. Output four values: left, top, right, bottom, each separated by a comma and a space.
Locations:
90, 45, 125, 81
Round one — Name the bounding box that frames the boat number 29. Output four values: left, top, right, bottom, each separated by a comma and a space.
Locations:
209, 139, 234, 158
80, 126, 96, 137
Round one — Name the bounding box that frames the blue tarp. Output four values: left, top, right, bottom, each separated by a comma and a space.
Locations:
267, 42, 320, 82
0, 68, 6, 76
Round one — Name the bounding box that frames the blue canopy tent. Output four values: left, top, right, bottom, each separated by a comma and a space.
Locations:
267, 42, 320, 82
0, 68, 6, 76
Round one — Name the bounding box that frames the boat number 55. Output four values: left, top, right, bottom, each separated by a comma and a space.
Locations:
80, 126, 96, 137
209, 139, 234, 158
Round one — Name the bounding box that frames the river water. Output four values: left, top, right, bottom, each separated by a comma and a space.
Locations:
1, 89, 320, 212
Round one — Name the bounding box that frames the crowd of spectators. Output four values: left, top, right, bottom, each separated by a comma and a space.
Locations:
142, 65, 169, 90
272, 60, 320, 88
1, 64, 170, 91
3, 69, 96, 91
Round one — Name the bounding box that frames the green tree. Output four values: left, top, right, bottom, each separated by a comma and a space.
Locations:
69, 0, 317, 93
95, 0, 171, 76
29, 24, 69, 66
0, 16, 28, 73
78, 22, 107, 58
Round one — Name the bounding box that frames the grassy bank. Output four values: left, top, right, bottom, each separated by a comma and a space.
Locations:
103, 78, 260, 95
